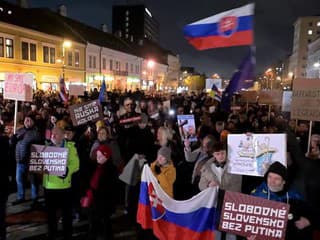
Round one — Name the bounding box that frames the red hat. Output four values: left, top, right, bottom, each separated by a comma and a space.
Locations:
96, 145, 112, 159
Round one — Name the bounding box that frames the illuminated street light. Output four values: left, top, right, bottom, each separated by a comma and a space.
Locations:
314, 62, 320, 68
62, 40, 72, 80
147, 59, 155, 69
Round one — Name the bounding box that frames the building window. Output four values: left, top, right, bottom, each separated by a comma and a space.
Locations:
125, 34, 129, 39
317, 21, 320, 27
75, 51, 80, 67
0, 37, 3, 57
67, 51, 72, 66
309, 22, 313, 26
308, 39, 312, 43
102, 58, 106, 70
130, 63, 133, 73
5, 38, 13, 58
308, 29, 313, 35
22, 42, 37, 61
22, 42, 29, 60
110, 59, 113, 70
126, 10, 129, 16
126, 16, 129, 21
115, 61, 119, 70
93, 56, 96, 68
135, 65, 139, 74
126, 28, 129, 33
30, 43, 36, 61
43, 46, 55, 63
89, 56, 92, 68
126, 62, 128, 72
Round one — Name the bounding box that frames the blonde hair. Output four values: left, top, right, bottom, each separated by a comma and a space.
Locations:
158, 126, 173, 146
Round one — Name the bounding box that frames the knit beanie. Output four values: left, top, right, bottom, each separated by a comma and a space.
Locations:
264, 161, 287, 181
157, 146, 171, 160
96, 144, 112, 159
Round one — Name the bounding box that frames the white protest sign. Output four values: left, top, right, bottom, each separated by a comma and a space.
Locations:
227, 134, 287, 177
4, 73, 33, 102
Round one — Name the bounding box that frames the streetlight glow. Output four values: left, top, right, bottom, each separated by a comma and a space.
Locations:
63, 40, 72, 48
147, 60, 155, 69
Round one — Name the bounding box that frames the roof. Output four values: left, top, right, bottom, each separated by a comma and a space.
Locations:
0, 0, 138, 55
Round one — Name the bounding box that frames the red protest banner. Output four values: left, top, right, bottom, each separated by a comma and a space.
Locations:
219, 191, 289, 240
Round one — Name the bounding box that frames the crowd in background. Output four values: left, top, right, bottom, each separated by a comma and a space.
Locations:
0, 88, 319, 240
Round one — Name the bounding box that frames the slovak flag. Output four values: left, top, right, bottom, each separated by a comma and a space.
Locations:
184, 3, 254, 50
137, 165, 218, 240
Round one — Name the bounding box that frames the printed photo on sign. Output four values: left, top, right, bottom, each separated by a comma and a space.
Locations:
227, 134, 287, 176
219, 191, 289, 240
29, 144, 68, 176
177, 115, 197, 142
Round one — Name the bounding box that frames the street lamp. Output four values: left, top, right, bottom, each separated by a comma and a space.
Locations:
62, 40, 72, 80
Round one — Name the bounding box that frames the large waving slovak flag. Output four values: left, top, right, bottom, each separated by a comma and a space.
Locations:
184, 3, 254, 50
137, 165, 218, 240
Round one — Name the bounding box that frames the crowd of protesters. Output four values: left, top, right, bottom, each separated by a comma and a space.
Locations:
0, 88, 319, 240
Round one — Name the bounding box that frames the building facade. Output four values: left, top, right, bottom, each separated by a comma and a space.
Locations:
306, 37, 320, 78
0, 21, 85, 91
289, 17, 320, 79
112, 4, 159, 42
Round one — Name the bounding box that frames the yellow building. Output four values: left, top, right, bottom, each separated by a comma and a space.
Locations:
0, 21, 85, 91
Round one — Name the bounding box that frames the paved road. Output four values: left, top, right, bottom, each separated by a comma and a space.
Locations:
5, 190, 138, 240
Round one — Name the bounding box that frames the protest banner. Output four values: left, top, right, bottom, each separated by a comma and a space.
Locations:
29, 144, 68, 176
177, 115, 197, 142
219, 191, 289, 240
258, 90, 282, 105
69, 84, 85, 96
239, 91, 258, 103
227, 134, 286, 177
281, 91, 292, 112
4, 73, 33, 102
206, 78, 222, 90
291, 79, 320, 121
69, 100, 103, 126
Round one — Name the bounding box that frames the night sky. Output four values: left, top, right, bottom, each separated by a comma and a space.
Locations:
5, 0, 320, 78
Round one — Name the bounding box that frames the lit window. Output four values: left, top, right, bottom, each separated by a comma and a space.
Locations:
308, 30, 313, 35
5, 38, 13, 58
317, 21, 320, 27
75, 51, 80, 67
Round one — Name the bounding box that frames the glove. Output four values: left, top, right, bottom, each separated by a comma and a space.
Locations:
58, 167, 69, 179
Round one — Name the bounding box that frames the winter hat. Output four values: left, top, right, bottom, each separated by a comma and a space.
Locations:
96, 144, 112, 159
157, 146, 171, 160
264, 161, 287, 181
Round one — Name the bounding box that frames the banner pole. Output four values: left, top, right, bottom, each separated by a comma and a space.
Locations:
268, 105, 271, 122
14, 99, 18, 134
307, 120, 313, 155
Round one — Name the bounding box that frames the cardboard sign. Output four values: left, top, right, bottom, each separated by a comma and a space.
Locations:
227, 134, 287, 177
69, 84, 85, 96
258, 90, 282, 105
4, 73, 33, 102
281, 91, 292, 112
177, 115, 197, 142
69, 100, 103, 126
29, 144, 68, 176
219, 191, 289, 240
240, 91, 258, 103
291, 79, 320, 121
